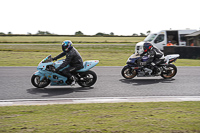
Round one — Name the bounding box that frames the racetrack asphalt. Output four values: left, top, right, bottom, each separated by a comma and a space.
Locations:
0, 66, 200, 106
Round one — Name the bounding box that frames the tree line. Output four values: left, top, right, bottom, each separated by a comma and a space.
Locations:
0, 30, 151, 37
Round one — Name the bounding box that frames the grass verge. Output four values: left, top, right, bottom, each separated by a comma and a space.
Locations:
0, 36, 145, 44
0, 44, 200, 66
0, 44, 134, 66
0, 102, 200, 133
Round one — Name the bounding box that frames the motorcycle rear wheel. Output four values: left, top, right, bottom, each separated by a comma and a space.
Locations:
77, 70, 97, 87
161, 64, 177, 79
31, 75, 50, 88
121, 66, 137, 79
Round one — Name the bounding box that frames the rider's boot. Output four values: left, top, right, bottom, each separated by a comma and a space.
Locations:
70, 75, 77, 86
154, 66, 161, 75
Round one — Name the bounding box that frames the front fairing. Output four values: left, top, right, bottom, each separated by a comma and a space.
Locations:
127, 54, 140, 64
37, 62, 54, 70
34, 55, 69, 86
34, 69, 68, 85
37, 55, 53, 70
141, 56, 149, 62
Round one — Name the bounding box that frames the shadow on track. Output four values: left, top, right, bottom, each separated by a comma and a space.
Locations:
27, 87, 94, 97
119, 78, 175, 86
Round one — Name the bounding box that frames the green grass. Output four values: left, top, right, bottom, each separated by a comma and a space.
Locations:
0, 44, 134, 66
0, 44, 200, 66
174, 59, 200, 66
0, 36, 145, 44
0, 102, 200, 133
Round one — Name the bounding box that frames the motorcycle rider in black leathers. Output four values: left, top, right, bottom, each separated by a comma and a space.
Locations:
53, 40, 84, 85
138, 42, 165, 75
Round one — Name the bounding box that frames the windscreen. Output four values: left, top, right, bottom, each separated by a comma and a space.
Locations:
42, 55, 52, 63
144, 34, 157, 42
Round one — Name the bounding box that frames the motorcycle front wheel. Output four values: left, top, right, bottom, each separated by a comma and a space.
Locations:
31, 75, 50, 88
161, 64, 177, 79
77, 70, 97, 87
121, 66, 137, 79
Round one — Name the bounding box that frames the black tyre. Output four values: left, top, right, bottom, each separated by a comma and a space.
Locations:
77, 70, 97, 87
121, 66, 137, 79
31, 75, 50, 88
161, 64, 177, 79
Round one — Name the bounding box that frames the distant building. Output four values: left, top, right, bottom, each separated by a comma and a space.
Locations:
185, 31, 200, 46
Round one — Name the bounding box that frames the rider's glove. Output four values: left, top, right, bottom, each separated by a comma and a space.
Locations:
51, 68, 56, 72
140, 62, 147, 66
55, 69, 59, 73
52, 68, 59, 73
52, 58, 57, 61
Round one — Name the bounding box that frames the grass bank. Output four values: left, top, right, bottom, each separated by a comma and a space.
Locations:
0, 102, 200, 133
0, 36, 145, 44
0, 44, 200, 66
0, 44, 134, 66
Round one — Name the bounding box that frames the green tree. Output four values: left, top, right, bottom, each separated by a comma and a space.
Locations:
36, 30, 52, 35
140, 33, 146, 36
110, 32, 114, 35
8, 32, 12, 35
75, 31, 84, 35
0, 32, 5, 35
132, 33, 138, 36
95, 32, 105, 36
146, 30, 151, 35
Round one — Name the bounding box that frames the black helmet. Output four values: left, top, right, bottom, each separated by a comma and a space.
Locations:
62, 40, 73, 52
143, 42, 153, 53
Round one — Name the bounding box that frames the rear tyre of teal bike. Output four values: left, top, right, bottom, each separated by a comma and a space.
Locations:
77, 70, 97, 87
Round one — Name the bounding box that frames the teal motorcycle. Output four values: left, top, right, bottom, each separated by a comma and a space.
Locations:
31, 55, 99, 88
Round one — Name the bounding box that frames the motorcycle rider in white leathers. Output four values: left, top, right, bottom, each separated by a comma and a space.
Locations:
138, 42, 165, 75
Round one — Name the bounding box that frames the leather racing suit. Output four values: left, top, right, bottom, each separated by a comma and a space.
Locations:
53, 47, 84, 78
142, 46, 165, 74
